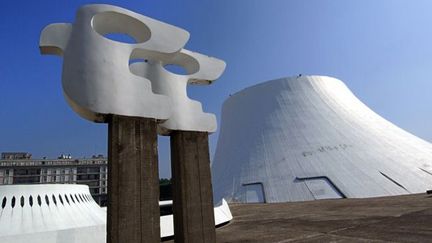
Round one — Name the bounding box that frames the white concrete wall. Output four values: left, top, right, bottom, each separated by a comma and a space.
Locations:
212, 75, 432, 203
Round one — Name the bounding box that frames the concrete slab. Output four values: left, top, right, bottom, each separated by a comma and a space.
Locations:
166, 193, 432, 242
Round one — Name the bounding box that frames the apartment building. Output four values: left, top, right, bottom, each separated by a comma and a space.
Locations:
0, 152, 107, 205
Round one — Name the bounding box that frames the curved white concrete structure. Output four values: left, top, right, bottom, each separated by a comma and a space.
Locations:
40, 4, 186, 122
0, 185, 232, 242
130, 49, 225, 134
39, 4, 225, 134
212, 75, 432, 203
0, 184, 106, 243
160, 199, 232, 238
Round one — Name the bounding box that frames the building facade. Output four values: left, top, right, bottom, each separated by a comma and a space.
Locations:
1, 152, 32, 160
212, 75, 432, 203
0, 153, 107, 205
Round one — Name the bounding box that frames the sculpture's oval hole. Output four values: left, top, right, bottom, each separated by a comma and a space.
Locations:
164, 64, 188, 75
20, 196, 25, 207
70, 194, 75, 204
129, 58, 148, 65
162, 52, 200, 75
37, 195, 42, 206
29, 196, 33, 207
92, 11, 151, 44
64, 194, 70, 205
103, 33, 137, 43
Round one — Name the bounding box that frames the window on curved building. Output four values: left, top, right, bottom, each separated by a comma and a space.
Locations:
1, 197, 6, 209
59, 194, 64, 205
242, 183, 266, 203
52, 195, 57, 206
11, 196, 16, 208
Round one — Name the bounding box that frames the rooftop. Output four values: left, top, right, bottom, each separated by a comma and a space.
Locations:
174, 193, 432, 242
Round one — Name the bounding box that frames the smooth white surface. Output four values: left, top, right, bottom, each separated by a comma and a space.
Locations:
0, 184, 106, 242
40, 4, 187, 122
212, 75, 432, 203
130, 49, 225, 134
0, 185, 232, 242
40, 4, 225, 134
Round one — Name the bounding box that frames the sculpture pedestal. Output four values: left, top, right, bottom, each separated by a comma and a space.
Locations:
170, 131, 216, 243
107, 115, 160, 243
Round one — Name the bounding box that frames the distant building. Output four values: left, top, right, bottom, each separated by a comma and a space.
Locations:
1, 152, 32, 160
0, 153, 107, 205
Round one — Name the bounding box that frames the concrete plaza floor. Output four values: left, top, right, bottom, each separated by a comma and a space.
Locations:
212, 193, 432, 242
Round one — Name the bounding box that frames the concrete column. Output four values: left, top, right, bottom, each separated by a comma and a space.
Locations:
107, 115, 160, 243
170, 131, 216, 243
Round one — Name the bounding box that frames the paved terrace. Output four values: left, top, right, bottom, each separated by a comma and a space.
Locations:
168, 193, 432, 242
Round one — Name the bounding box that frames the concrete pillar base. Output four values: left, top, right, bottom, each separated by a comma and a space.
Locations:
170, 131, 216, 243
107, 115, 160, 243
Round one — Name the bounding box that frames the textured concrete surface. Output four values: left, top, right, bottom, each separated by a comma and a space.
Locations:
108, 116, 160, 243
165, 193, 432, 242
214, 193, 432, 242
170, 131, 216, 243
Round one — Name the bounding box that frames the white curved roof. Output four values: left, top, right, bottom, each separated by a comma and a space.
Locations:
212, 75, 432, 203
0, 184, 106, 242
0, 184, 232, 242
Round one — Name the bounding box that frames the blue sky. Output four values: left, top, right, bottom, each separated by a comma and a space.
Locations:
1, 0, 431, 178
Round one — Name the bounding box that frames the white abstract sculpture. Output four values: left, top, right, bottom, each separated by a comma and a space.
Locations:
130, 49, 225, 134
39, 5, 226, 242
40, 4, 225, 134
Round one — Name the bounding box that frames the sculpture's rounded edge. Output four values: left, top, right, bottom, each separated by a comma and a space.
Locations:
79, 3, 190, 53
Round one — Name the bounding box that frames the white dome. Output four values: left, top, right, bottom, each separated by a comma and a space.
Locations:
212, 75, 432, 203
0, 184, 106, 242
